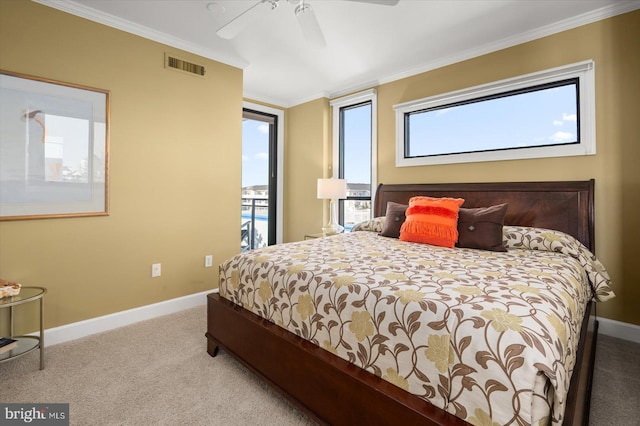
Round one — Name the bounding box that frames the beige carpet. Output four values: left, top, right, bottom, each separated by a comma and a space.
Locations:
0, 306, 313, 425
1, 305, 638, 425
589, 333, 640, 426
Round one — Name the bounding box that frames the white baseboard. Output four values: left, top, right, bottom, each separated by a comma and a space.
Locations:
41, 290, 214, 347
37, 289, 639, 346
598, 317, 640, 343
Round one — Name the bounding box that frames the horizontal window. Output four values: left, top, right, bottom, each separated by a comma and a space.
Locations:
395, 60, 595, 166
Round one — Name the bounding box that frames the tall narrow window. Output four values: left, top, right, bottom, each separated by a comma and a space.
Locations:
241, 104, 284, 250
331, 89, 377, 231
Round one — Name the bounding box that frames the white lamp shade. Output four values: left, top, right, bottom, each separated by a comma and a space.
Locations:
317, 178, 347, 199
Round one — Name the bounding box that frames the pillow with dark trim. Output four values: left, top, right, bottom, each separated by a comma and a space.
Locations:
399, 196, 465, 248
457, 203, 509, 252
379, 202, 408, 238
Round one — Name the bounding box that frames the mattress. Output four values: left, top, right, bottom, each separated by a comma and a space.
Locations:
219, 225, 613, 425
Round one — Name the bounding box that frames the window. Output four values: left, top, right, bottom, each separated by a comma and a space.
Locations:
331, 89, 377, 231
241, 102, 284, 249
395, 60, 595, 166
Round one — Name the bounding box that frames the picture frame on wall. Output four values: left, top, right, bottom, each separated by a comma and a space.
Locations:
0, 70, 110, 220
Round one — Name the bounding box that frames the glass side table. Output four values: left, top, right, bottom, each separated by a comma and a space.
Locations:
0, 286, 47, 370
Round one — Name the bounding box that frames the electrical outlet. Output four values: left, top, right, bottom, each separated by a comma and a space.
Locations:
151, 263, 161, 278
205, 255, 213, 268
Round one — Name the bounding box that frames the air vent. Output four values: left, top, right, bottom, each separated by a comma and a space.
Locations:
164, 53, 206, 77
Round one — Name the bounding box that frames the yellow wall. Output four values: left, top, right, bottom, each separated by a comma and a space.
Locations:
286, 11, 640, 326
0, 1, 243, 332
284, 98, 330, 242
2, 1, 637, 332
243, 97, 333, 244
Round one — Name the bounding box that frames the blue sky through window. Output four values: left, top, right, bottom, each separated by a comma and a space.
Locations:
407, 82, 578, 157
242, 119, 269, 187
342, 103, 371, 186
242, 106, 373, 188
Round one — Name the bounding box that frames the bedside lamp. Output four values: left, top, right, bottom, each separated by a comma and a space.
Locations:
317, 178, 347, 235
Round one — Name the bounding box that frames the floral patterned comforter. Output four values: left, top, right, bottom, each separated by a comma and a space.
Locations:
219, 225, 614, 426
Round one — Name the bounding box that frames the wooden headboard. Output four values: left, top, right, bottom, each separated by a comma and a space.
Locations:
373, 180, 595, 253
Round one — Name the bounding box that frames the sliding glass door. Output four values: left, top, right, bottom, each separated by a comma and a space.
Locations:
241, 108, 277, 250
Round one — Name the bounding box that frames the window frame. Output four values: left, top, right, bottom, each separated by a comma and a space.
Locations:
330, 89, 377, 227
242, 101, 284, 245
394, 60, 595, 167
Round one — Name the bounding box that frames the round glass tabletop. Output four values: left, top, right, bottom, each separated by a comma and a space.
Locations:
0, 286, 47, 307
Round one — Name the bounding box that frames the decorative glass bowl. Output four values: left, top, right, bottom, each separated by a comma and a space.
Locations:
0, 280, 21, 299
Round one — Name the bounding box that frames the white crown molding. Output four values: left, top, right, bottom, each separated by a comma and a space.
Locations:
313, 1, 640, 108
245, 89, 332, 109
32, 0, 640, 108
379, 1, 640, 87
32, 0, 249, 70
243, 90, 294, 109
289, 90, 332, 107
329, 80, 379, 101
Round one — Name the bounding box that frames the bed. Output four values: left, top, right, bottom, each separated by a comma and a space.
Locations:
206, 180, 614, 425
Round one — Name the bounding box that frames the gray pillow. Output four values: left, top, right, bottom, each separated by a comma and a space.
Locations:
379, 202, 408, 238
457, 203, 508, 252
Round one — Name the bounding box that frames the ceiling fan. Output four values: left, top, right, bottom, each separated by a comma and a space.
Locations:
214, 0, 400, 47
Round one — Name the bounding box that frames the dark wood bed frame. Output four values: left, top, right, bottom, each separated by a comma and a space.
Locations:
206, 180, 598, 425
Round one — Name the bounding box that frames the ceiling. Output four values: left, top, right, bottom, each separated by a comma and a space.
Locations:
35, 0, 639, 107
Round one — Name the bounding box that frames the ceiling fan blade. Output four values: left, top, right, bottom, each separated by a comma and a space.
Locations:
216, 1, 274, 40
343, 0, 400, 5
295, 2, 326, 48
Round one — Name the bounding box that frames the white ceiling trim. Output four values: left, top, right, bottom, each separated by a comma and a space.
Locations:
32, 0, 640, 109
329, 80, 379, 102
245, 82, 379, 109
330, 1, 640, 106
32, 0, 249, 69
274, 0, 639, 107
242, 90, 293, 109
243, 88, 334, 109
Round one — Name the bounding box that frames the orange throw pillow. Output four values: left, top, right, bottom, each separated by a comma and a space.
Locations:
399, 196, 465, 248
